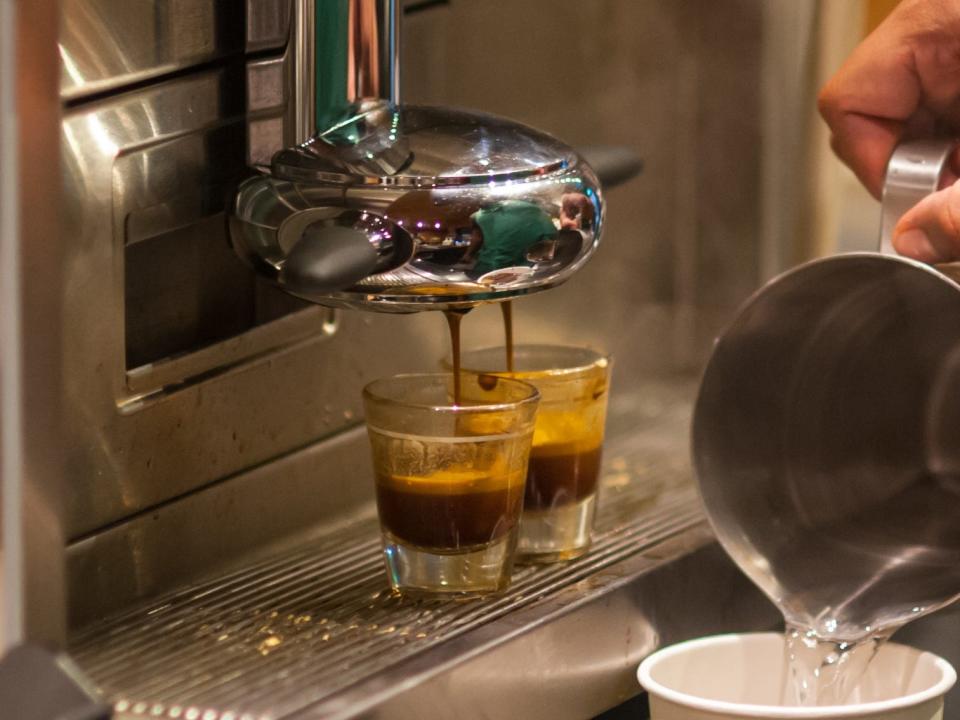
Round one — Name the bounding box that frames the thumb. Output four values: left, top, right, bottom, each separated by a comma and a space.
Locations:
893, 179, 960, 263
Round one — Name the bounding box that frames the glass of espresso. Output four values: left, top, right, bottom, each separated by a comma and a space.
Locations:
362, 373, 539, 594
453, 346, 611, 562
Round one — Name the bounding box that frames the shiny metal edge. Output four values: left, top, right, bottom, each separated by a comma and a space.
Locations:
73, 487, 727, 719
60, 0, 291, 102
270, 156, 572, 187
60, 55, 379, 538
68, 387, 780, 720
387, 0, 400, 105
66, 378, 697, 636
880, 139, 955, 255
248, 0, 293, 53
1, 0, 67, 650
311, 263, 596, 313
94, 529, 780, 720
292, 0, 315, 143
309, 536, 779, 720
123, 306, 337, 404
66, 424, 375, 629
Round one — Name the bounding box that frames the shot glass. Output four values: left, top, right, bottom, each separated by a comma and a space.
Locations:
362, 373, 539, 595
454, 345, 611, 562
638, 633, 956, 720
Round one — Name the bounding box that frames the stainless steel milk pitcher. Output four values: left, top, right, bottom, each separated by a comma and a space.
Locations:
692, 140, 960, 642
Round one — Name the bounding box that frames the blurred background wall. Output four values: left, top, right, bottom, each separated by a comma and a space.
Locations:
406, 4, 960, 716
404, 0, 767, 382
401, 0, 895, 383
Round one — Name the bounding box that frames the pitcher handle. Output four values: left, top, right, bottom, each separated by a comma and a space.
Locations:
880, 139, 956, 255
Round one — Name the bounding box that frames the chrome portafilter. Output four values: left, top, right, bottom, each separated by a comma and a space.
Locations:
231, 100, 606, 312
229, 1, 638, 313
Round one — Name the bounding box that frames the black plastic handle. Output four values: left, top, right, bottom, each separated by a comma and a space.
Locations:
279, 223, 379, 295
578, 145, 644, 190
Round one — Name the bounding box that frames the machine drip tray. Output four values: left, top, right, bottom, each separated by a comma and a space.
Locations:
69, 383, 779, 720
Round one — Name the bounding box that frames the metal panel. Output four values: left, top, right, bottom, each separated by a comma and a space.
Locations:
347, 540, 778, 720
60, 0, 291, 102
65, 378, 698, 629
1, 0, 66, 649
70, 498, 704, 718
69, 411, 780, 718
58, 52, 436, 539
69, 524, 779, 720
67, 425, 375, 628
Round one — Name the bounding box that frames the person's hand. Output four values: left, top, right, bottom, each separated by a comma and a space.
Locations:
819, 0, 960, 262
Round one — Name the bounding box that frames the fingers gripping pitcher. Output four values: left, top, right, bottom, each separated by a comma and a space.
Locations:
693, 140, 960, 704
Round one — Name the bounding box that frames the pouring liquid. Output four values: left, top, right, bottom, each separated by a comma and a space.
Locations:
768, 471, 960, 705
782, 628, 886, 706
444, 310, 466, 405
445, 302, 515, 406
501, 300, 515, 373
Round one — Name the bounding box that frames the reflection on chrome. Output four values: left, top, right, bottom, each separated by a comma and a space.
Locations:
230, 101, 604, 312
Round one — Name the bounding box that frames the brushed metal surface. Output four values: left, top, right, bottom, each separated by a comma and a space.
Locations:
344, 540, 778, 720
69, 413, 779, 719
65, 378, 696, 630
60, 0, 290, 102
291, 0, 315, 143
1, 0, 67, 649
59, 54, 445, 539
693, 141, 960, 642
67, 425, 375, 629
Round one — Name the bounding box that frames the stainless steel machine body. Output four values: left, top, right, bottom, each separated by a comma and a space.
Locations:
1, 0, 65, 650
3, 1, 781, 717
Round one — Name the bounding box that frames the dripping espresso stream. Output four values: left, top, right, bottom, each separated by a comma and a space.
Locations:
444, 309, 466, 405
444, 302, 516, 406
501, 300, 515, 373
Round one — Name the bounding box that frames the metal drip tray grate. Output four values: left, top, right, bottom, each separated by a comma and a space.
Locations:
69, 390, 706, 720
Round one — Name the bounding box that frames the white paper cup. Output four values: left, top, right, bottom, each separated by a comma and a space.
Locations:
638, 632, 956, 720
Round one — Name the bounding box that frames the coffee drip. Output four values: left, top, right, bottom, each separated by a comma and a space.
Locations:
444, 301, 516, 406
443, 310, 466, 405
501, 301, 515, 373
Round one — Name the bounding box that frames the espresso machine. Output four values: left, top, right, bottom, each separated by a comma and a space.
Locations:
1, 1, 781, 718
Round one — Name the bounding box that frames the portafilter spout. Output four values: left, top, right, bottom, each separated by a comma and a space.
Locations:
229, 0, 613, 313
